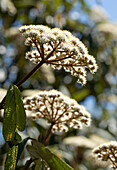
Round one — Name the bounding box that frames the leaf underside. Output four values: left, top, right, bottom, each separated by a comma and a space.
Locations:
27, 141, 74, 170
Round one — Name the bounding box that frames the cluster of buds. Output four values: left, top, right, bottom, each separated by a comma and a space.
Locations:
19, 25, 98, 85
23, 90, 91, 133
92, 141, 117, 169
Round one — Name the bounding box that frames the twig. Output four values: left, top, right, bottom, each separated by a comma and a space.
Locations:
16, 60, 44, 87
0, 60, 45, 110
42, 124, 54, 146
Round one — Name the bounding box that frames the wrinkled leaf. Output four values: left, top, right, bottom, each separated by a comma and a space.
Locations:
5, 145, 18, 170
3, 85, 17, 141
27, 141, 74, 170
3, 84, 26, 141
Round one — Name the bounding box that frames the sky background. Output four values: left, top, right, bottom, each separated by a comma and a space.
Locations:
87, 0, 117, 21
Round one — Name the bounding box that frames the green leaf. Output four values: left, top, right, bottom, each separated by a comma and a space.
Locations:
27, 141, 74, 170
17, 137, 30, 162
15, 131, 22, 143
3, 85, 17, 141
3, 84, 26, 142
9, 132, 22, 146
5, 145, 18, 170
14, 85, 26, 131
34, 159, 41, 170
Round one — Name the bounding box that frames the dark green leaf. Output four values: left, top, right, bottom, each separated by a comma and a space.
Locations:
9, 132, 22, 146
3, 84, 26, 142
34, 159, 41, 170
27, 141, 74, 170
15, 132, 22, 143
17, 137, 30, 162
3, 85, 17, 141
14, 85, 26, 131
5, 145, 18, 170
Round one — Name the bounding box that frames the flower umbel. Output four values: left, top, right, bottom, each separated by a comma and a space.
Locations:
19, 25, 98, 85
23, 90, 91, 133
92, 141, 117, 169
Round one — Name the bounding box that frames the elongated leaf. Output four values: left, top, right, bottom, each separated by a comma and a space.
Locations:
15, 131, 22, 143
14, 85, 26, 131
9, 132, 22, 146
3, 85, 17, 141
5, 145, 18, 170
3, 84, 26, 141
27, 141, 74, 170
34, 159, 41, 170
17, 137, 30, 162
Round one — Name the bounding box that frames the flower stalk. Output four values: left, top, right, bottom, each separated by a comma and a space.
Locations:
42, 123, 54, 146
0, 60, 45, 110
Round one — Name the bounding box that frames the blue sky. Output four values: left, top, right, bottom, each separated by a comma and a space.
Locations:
86, 0, 117, 21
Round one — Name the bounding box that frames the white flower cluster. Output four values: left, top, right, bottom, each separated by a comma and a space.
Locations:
23, 90, 91, 133
19, 25, 98, 85
92, 141, 117, 169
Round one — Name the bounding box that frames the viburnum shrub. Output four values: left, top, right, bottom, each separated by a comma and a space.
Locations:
1, 25, 99, 170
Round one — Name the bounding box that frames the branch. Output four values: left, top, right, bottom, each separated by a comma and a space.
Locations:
45, 42, 61, 60
16, 60, 44, 87
0, 60, 45, 110
42, 124, 54, 146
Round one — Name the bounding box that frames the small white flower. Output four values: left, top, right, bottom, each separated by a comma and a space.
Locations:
23, 90, 91, 133
19, 24, 98, 85
93, 141, 117, 169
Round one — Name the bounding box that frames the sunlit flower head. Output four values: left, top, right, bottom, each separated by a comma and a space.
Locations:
19, 25, 98, 85
23, 90, 91, 133
92, 141, 117, 169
